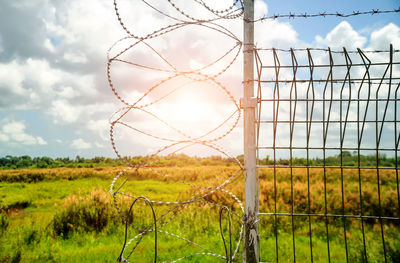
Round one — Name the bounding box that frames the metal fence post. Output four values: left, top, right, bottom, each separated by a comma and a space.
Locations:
243, 0, 259, 262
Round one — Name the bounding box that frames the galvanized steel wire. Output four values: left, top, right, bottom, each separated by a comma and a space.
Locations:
248, 8, 400, 22
108, 0, 244, 262
255, 46, 400, 262
106, 0, 400, 262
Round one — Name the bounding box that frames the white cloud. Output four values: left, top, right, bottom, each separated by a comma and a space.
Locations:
71, 138, 91, 149
369, 23, 400, 50
0, 0, 398, 157
2, 121, 24, 134
63, 51, 88, 64
37, 137, 47, 145
49, 100, 114, 125
95, 142, 105, 148
254, 1, 300, 49
0, 60, 25, 96
57, 86, 78, 99
44, 0, 124, 54
0, 121, 47, 145
0, 133, 9, 142
255, 0, 268, 19
315, 21, 367, 49
44, 38, 55, 52
0, 57, 98, 111
87, 119, 109, 140
256, 20, 299, 47
50, 100, 82, 124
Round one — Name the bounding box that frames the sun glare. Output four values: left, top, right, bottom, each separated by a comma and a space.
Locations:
173, 93, 210, 123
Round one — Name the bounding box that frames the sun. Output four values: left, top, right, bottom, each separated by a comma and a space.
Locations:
172, 92, 210, 124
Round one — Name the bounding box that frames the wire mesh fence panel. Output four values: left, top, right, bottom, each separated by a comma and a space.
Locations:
107, 0, 400, 261
255, 46, 400, 262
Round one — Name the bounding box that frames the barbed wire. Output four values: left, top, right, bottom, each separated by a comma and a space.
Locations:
194, 0, 242, 15
256, 47, 400, 54
248, 8, 400, 22
107, 1, 399, 262
166, 0, 243, 22
108, 0, 244, 262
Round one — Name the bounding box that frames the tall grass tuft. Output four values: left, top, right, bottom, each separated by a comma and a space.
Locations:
52, 189, 118, 238
0, 211, 9, 234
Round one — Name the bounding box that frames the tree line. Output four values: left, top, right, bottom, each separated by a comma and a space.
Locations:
0, 151, 398, 169
0, 154, 234, 169
259, 151, 398, 167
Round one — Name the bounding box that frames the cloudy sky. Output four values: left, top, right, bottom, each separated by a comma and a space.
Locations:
0, 0, 399, 158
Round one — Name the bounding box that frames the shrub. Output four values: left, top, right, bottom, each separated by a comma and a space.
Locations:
51, 188, 158, 238
52, 189, 118, 238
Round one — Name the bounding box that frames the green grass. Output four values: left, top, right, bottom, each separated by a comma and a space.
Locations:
0, 166, 243, 262
0, 166, 399, 262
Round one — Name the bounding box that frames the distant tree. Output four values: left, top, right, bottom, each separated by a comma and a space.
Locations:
76, 155, 85, 163
340, 151, 352, 158
37, 161, 49, 168
0, 157, 8, 166
92, 156, 105, 163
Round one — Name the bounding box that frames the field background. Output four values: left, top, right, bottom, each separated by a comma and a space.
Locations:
0, 162, 399, 262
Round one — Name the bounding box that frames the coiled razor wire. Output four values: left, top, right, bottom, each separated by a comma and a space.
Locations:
108, 0, 245, 262
106, 1, 400, 262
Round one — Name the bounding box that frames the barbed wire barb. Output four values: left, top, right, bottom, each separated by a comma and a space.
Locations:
106, 1, 399, 262
108, 0, 245, 262
248, 8, 400, 22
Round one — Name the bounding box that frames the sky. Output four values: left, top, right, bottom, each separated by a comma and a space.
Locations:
0, 0, 399, 158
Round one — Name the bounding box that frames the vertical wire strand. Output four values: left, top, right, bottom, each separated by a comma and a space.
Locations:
256, 50, 264, 260
340, 48, 352, 263
322, 48, 334, 263
396, 81, 400, 229
272, 48, 280, 263
375, 45, 393, 263
306, 48, 315, 263
289, 48, 298, 263
256, 50, 263, 154
357, 48, 371, 262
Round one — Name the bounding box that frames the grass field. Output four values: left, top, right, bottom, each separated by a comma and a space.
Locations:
0, 166, 399, 262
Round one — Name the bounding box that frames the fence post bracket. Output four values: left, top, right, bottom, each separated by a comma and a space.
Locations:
240, 97, 258, 109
